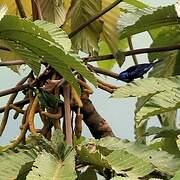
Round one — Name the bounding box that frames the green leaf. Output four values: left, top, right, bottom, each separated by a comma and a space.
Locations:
135, 88, 180, 126
69, 0, 103, 54
173, 169, 180, 180
106, 149, 154, 178
101, 0, 121, 56
0, 40, 21, 73
145, 127, 180, 139
34, 20, 97, 88
124, 0, 148, 9
0, 16, 97, 92
112, 76, 179, 98
26, 150, 77, 180
97, 41, 116, 70
34, 20, 71, 51
95, 136, 180, 175
77, 145, 110, 170
0, 15, 78, 88
38, 0, 67, 26
0, 147, 37, 180
37, 89, 62, 109
51, 129, 73, 161
118, 5, 180, 39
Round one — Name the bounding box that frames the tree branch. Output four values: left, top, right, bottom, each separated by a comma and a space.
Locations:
68, 0, 124, 38
15, 0, 27, 18
0, 84, 30, 97
85, 44, 180, 62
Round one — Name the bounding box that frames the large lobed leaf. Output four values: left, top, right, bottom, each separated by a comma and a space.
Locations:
118, 5, 180, 39
38, 0, 67, 26
113, 76, 180, 126
0, 147, 37, 180
95, 136, 180, 175
27, 150, 77, 180
113, 76, 180, 98
106, 149, 154, 178
0, 16, 97, 93
68, 0, 102, 54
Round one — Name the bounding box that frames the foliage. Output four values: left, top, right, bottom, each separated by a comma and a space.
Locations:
1, 131, 180, 179
0, 0, 180, 179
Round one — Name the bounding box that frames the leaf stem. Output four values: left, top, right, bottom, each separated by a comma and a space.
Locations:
68, 0, 124, 38
128, 37, 138, 65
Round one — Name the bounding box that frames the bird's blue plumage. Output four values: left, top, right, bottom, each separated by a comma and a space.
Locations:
118, 60, 161, 82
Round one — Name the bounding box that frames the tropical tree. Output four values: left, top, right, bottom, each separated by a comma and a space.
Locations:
0, 0, 180, 179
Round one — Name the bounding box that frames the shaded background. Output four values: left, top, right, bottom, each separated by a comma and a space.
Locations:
0, 0, 178, 145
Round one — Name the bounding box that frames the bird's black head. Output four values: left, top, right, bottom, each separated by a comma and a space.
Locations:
118, 72, 130, 82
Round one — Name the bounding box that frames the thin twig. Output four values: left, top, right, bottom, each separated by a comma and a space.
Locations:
88, 64, 119, 79
0, 84, 30, 97
15, 0, 27, 18
128, 37, 138, 65
68, 0, 124, 38
63, 82, 73, 145
0, 99, 29, 113
0, 74, 30, 136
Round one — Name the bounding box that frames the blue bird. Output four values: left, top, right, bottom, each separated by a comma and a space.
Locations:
118, 60, 162, 83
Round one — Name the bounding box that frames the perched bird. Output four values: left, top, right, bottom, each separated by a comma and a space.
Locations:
118, 60, 162, 83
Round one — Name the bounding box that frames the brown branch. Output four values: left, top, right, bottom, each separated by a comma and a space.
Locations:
0, 60, 25, 66
0, 98, 29, 113
88, 64, 119, 79
7, 109, 29, 149
85, 44, 180, 62
68, 0, 124, 38
15, 0, 27, 18
80, 91, 114, 138
63, 82, 73, 145
2, 44, 180, 67
0, 83, 30, 97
